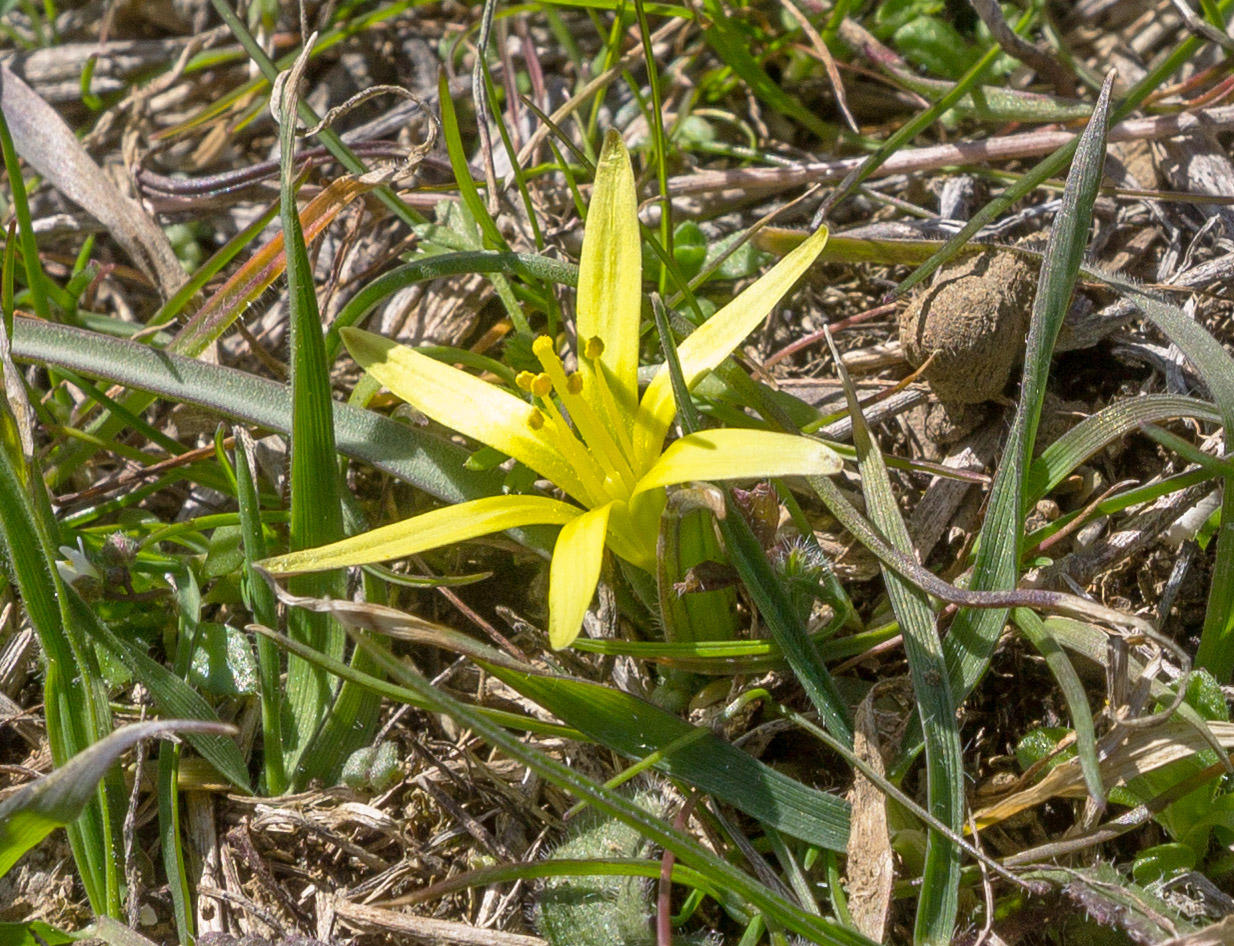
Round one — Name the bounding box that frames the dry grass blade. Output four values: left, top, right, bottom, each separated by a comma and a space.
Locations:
845, 688, 896, 943
1160, 914, 1234, 946
332, 896, 547, 946
667, 104, 1234, 199
974, 718, 1234, 829
0, 66, 186, 297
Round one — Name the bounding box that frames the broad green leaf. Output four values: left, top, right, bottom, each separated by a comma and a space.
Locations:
484, 664, 853, 851
189, 623, 259, 697
0, 921, 75, 946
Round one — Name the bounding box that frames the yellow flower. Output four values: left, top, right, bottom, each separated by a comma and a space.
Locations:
261, 131, 838, 649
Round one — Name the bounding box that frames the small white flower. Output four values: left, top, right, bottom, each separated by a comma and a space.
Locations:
57, 539, 102, 588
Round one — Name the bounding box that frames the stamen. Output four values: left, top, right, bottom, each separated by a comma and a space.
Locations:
566, 373, 584, 396
535, 394, 614, 505
584, 359, 635, 459
578, 336, 634, 457
531, 373, 553, 398
515, 371, 537, 392
527, 408, 546, 431
534, 336, 636, 490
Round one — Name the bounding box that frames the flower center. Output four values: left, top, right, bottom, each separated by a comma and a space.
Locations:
520, 335, 638, 503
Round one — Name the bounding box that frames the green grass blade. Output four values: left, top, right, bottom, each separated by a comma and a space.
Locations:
825, 335, 961, 945
0, 104, 49, 320
326, 250, 578, 361
147, 199, 282, 329
944, 74, 1114, 702
633, 0, 672, 294
895, 6, 1234, 298
477, 57, 545, 250
438, 69, 508, 252
436, 71, 531, 336
379, 857, 726, 907
274, 41, 352, 786
250, 623, 578, 738
232, 428, 286, 794
10, 319, 523, 510
653, 300, 853, 745
699, 0, 837, 144
157, 574, 207, 946
823, 15, 1020, 215
1026, 394, 1220, 503
1140, 423, 1234, 480
1078, 274, 1234, 680
0, 375, 115, 910
156, 740, 191, 945
1013, 609, 1104, 806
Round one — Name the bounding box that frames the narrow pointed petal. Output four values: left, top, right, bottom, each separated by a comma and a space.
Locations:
260, 495, 581, 575
632, 428, 842, 496
548, 502, 614, 649
342, 327, 593, 504
635, 225, 830, 467
577, 131, 641, 425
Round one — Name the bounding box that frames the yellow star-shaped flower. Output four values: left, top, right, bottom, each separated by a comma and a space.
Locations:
261, 131, 838, 648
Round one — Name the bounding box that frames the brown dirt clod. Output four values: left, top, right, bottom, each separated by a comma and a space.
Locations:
898, 250, 1037, 404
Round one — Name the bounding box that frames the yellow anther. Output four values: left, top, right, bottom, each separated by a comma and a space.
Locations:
527, 408, 546, 431
531, 373, 554, 398
566, 373, 584, 396
584, 336, 605, 360
531, 335, 557, 359
515, 371, 537, 392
